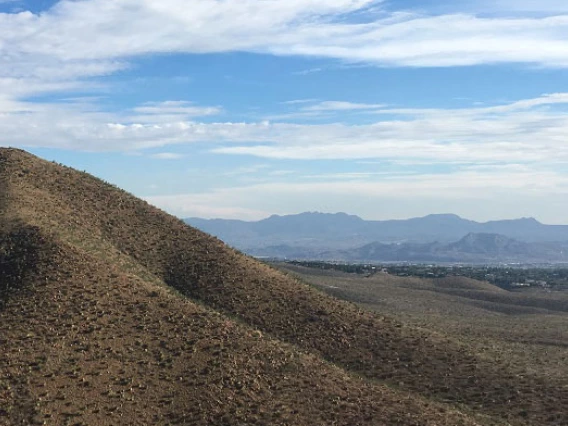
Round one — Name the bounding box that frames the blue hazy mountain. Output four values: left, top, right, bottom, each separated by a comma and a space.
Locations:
186, 212, 568, 253
334, 233, 567, 264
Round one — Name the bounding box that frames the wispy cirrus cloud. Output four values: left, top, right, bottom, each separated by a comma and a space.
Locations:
133, 101, 221, 116
149, 152, 185, 160
212, 93, 568, 165
292, 67, 323, 75
2, 0, 568, 106
303, 101, 387, 112
470, 0, 568, 14
268, 100, 388, 120
281, 99, 320, 105
128, 101, 222, 124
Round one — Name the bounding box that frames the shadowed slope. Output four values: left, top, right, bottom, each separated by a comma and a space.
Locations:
1, 148, 567, 425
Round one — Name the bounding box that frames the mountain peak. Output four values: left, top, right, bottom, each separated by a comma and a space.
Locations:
450, 232, 522, 254
262, 211, 363, 223
519, 217, 540, 224
295, 211, 361, 218
485, 216, 542, 225
421, 213, 465, 221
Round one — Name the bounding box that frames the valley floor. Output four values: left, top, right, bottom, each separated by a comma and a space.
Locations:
273, 262, 568, 415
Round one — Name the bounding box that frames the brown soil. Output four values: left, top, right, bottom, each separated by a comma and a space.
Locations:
1, 148, 566, 425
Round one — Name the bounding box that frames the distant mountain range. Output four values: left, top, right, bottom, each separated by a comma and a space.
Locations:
329, 233, 567, 264
185, 212, 568, 263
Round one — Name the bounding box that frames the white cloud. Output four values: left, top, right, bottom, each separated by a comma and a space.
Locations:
133, 101, 221, 117
211, 93, 568, 163
212, 97, 568, 164
377, 93, 568, 116
292, 67, 323, 75
147, 193, 273, 220
303, 101, 387, 111
0, 0, 377, 60
303, 171, 416, 180
128, 101, 222, 124
150, 152, 185, 160
2, 0, 568, 105
282, 99, 320, 105
3, 94, 568, 168
222, 164, 271, 176
472, 0, 568, 14
270, 100, 389, 120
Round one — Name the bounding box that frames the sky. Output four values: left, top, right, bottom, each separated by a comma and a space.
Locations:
1, 0, 568, 224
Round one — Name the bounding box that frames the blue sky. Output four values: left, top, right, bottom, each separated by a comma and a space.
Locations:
2, 0, 568, 223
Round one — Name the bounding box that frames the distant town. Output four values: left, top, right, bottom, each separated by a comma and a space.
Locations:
281, 260, 568, 291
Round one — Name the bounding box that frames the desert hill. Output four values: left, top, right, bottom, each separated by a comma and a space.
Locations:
1, 148, 567, 425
